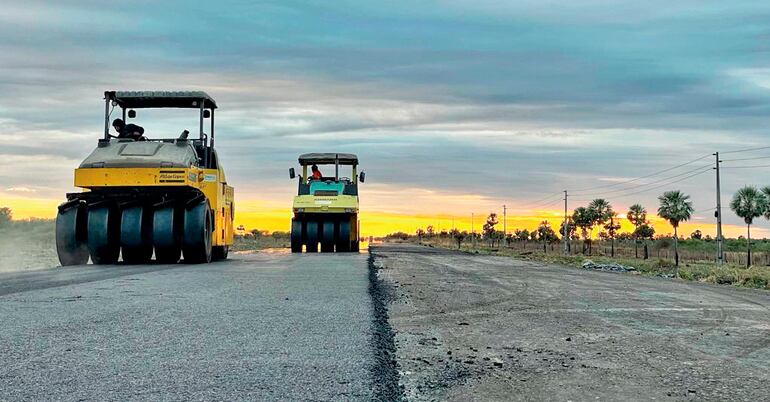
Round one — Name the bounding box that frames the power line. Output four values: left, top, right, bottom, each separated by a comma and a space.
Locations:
600, 168, 712, 200
571, 164, 712, 197
513, 193, 564, 210
568, 153, 711, 193
721, 145, 770, 154
720, 155, 770, 162
721, 164, 770, 169
570, 167, 712, 203
533, 198, 566, 210
694, 207, 716, 213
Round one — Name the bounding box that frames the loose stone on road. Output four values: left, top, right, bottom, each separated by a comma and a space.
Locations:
373, 243, 770, 401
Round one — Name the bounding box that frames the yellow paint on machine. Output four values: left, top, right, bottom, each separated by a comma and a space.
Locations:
292, 194, 358, 213
73, 166, 235, 247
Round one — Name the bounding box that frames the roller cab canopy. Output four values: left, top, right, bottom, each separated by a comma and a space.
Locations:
101, 90, 219, 169
106, 91, 217, 109
298, 153, 358, 165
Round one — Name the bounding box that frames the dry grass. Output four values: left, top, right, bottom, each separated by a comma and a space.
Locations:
232, 234, 290, 251
414, 239, 770, 290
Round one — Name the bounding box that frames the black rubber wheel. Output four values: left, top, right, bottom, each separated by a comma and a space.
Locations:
290, 219, 303, 253
87, 205, 120, 264
212, 245, 229, 261
153, 206, 181, 264
55, 202, 89, 266
351, 219, 360, 252
305, 221, 319, 253
120, 206, 153, 264
321, 220, 335, 252
337, 220, 351, 252
183, 202, 212, 264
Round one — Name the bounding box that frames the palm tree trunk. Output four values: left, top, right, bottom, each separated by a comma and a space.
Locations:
674, 227, 679, 273
634, 234, 638, 258
643, 241, 649, 260
747, 224, 752, 268
610, 217, 615, 257
611, 236, 615, 257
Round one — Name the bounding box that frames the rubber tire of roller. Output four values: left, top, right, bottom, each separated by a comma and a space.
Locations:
212, 245, 229, 261
55, 203, 89, 266
305, 221, 319, 253
121, 206, 153, 264
153, 206, 181, 264
183, 202, 212, 264
336, 220, 351, 252
87, 205, 120, 265
321, 220, 335, 252
290, 219, 303, 253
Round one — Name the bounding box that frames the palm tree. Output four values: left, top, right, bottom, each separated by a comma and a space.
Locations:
604, 211, 621, 257
589, 199, 613, 225
634, 224, 655, 259
589, 199, 613, 256
761, 186, 770, 221
730, 186, 768, 267
657, 190, 694, 272
627, 204, 647, 258
572, 207, 596, 255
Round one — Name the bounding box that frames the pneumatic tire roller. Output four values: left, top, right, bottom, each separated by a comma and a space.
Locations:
55, 91, 235, 265
288, 153, 364, 253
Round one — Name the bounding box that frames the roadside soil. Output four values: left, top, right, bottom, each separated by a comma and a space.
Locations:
372, 243, 770, 401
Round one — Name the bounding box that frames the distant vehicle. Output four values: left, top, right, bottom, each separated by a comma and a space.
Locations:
55, 91, 234, 265
288, 153, 364, 252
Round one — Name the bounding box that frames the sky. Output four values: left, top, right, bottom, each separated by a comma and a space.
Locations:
2, 1, 770, 237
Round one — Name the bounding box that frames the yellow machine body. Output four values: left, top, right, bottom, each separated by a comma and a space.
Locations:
74, 166, 234, 247
289, 152, 363, 252
292, 194, 358, 214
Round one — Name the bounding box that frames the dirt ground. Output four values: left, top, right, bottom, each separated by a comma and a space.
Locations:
0, 228, 58, 272
372, 243, 770, 402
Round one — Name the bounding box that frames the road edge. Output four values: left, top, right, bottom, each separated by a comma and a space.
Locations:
367, 247, 404, 401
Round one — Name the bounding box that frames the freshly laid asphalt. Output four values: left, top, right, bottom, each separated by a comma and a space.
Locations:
0, 251, 375, 401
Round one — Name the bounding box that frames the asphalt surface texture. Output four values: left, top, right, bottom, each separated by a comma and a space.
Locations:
0, 250, 378, 401
372, 243, 770, 402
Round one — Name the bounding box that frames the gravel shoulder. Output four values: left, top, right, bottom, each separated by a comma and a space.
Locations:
372, 243, 770, 401
0, 251, 374, 401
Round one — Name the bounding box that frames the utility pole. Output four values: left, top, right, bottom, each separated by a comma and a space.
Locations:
503, 205, 507, 247
563, 190, 569, 255
714, 152, 724, 264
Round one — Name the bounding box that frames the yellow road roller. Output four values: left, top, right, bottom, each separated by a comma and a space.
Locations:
288, 153, 364, 252
55, 91, 234, 265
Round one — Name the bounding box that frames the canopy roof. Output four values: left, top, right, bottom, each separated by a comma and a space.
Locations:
108, 91, 217, 109
298, 153, 358, 165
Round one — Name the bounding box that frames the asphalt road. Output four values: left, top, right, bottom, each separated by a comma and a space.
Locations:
373, 244, 770, 401
0, 250, 375, 401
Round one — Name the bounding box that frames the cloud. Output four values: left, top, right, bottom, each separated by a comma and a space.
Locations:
5, 187, 36, 193
2, 1, 770, 232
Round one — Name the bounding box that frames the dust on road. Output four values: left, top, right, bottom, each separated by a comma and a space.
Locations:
372, 243, 770, 401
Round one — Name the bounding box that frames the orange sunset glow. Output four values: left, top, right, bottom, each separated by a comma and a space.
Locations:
5, 192, 761, 240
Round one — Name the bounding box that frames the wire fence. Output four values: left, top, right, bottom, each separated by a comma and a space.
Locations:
420, 237, 770, 266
